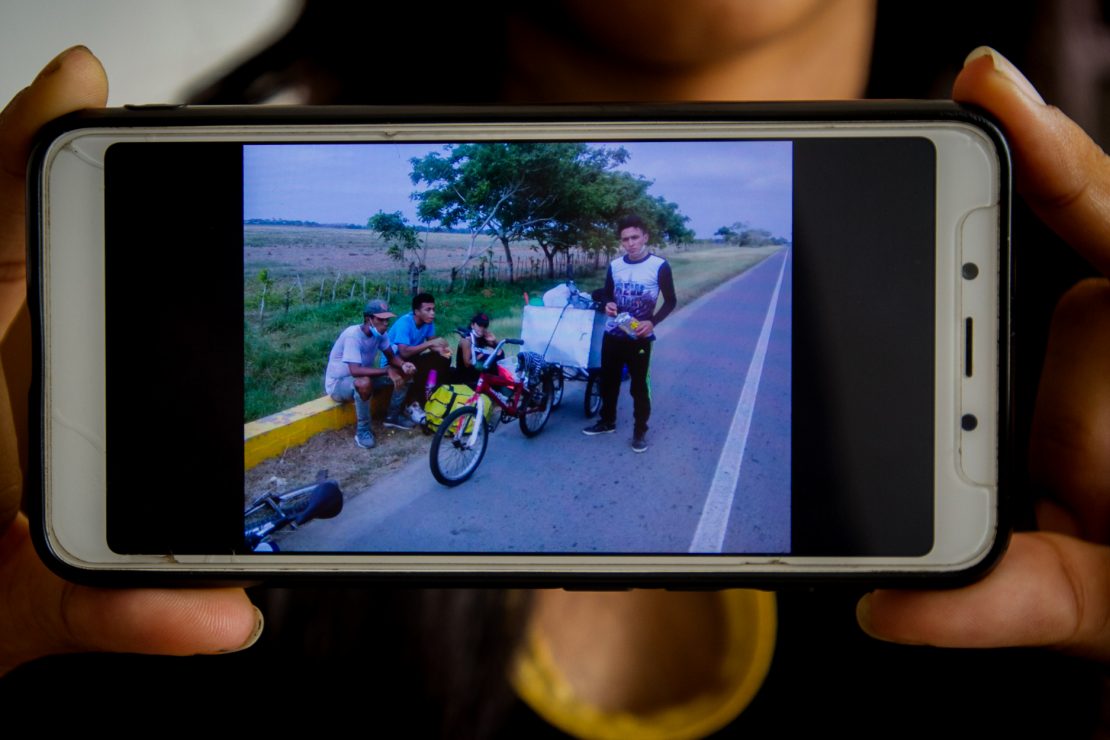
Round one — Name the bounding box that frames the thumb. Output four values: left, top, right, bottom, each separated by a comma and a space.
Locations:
0, 515, 262, 674
953, 46, 1110, 278
0, 46, 107, 531
858, 532, 1110, 661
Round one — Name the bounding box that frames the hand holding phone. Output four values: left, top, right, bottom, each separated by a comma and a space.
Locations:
32, 101, 1011, 583
0, 47, 259, 676
861, 48, 1110, 662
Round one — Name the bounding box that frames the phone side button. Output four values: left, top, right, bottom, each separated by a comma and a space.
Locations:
123, 103, 186, 110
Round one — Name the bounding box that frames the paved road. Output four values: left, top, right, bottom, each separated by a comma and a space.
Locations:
285, 249, 791, 554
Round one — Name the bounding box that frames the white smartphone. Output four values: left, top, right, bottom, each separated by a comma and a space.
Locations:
27, 103, 1010, 585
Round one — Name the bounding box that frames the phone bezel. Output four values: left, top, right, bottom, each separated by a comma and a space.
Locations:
26, 103, 1012, 586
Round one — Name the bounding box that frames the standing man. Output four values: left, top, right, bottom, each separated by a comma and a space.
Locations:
325, 299, 416, 449
381, 292, 452, 427
583, 215, 677, 452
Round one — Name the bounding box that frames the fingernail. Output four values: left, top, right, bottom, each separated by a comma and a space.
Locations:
964, 46, 1045, 106
218, 606, 265, 653
855, 593, 879, 638
34, 45, 91, 83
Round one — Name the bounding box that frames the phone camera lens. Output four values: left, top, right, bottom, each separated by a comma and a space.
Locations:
962, 263, 979, 280
961, 414, 978, 431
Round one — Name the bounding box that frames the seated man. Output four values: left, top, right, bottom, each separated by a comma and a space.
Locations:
324, 299, 415, 449
381, 292, 452, 427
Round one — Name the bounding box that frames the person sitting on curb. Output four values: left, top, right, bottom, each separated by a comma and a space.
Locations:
324, 299, 416, 449
380, 292, 452, 428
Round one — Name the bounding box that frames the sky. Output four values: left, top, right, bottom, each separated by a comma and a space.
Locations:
244, 140, 792, 241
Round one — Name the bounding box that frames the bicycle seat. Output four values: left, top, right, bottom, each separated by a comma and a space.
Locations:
293, 480, 344, 525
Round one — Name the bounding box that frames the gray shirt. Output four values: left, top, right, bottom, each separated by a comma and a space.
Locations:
324, 324, 391, 396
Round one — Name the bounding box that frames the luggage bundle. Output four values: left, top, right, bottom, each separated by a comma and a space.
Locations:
424, 383, 494, 432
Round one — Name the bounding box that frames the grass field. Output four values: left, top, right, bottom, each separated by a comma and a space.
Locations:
243, 224, 782, 421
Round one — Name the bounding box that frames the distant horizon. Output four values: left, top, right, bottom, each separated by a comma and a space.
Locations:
244, 141, 792, 242
242, 218, 792, 244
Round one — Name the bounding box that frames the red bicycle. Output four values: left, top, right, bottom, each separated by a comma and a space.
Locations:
429, 338, 555, 486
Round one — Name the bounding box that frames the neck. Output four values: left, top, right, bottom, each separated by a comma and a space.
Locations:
504, 0, 875, 102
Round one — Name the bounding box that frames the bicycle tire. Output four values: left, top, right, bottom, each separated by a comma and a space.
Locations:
584, 372, 602, 418
429, 405, 489, 486
551, 366, 565, 409
244, 488, 311, 533
519, 373, 554, 437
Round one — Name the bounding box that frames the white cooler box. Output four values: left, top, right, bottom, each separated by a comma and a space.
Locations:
521, 305, 606, 369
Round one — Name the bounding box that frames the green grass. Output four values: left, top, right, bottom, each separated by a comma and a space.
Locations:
666, 244, 782, 306
244, 273, 609, 421
242, 243, 782, 421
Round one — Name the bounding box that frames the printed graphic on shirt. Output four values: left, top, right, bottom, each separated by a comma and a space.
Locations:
607, 254, 668, 338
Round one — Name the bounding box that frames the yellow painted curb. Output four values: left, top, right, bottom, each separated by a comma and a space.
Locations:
244, 396, 355, 469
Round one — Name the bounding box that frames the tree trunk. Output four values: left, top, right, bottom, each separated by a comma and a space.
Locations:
499, 236, 515, 283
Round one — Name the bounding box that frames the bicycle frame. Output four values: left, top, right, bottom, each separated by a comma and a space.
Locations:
463, 338, 530, 418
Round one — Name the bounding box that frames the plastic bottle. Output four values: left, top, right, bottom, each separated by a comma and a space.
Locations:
612, 312, 640, 337
425, 369, 437, 399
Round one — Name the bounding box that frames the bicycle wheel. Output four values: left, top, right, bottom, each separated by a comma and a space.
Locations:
519, 373, 554, 437
430, 405, 489, 486
551, 366, 565, 409
584, 372, 602, 418
244, 487, 310, 534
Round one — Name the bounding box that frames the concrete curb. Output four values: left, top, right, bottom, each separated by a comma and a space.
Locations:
244, 396, 355, 469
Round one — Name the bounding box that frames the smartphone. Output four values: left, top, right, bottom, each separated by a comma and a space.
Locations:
27, 103, 1010, 585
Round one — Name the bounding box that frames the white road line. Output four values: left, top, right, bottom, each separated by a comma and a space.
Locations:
689, 249, 789, 553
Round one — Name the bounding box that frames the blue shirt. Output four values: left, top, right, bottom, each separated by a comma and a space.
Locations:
379, 312, 435, 366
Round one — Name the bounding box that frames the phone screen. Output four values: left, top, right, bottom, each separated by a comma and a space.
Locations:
103, 134, 935, 558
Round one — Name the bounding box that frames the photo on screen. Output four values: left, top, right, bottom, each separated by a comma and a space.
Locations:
242, 140, 792, 555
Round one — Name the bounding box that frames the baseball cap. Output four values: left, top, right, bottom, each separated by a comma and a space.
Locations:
364, 299, 396, 319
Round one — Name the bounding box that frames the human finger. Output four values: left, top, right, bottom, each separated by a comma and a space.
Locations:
1028, 278, 1110, 541
0, 514, 261, 675
954, 47, 1110, 278
858, 532, 1110, 661
0, 46, 108, 332
0, 47, 107, 531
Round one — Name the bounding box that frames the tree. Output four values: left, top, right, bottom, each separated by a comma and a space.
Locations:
410, 142, 695, 283
411, 143, 568, 284
523, 145, 632, 278
562, 169, 694, 265
715, 225, 738, 242
715, 221, 787, 247
369, 210, 426, 294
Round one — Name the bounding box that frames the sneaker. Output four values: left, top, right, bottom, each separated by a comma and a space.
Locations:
407, 402, 427, 425
632, 433, 648, 453
384, 414, 416, 430
583, 421, 616, 436
355, 429, 376, 449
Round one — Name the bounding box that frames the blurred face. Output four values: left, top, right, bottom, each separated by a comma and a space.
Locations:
620, 227, 649, 260
414, 301, 436, 326
556, 0, 840, 67
365, 314, 390, 334
505, 0, 875, 102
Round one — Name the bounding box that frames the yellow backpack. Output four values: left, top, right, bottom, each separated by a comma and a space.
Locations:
424, 384, 494, 432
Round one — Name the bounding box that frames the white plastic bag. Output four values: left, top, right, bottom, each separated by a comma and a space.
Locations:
542, 283, 571, 307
